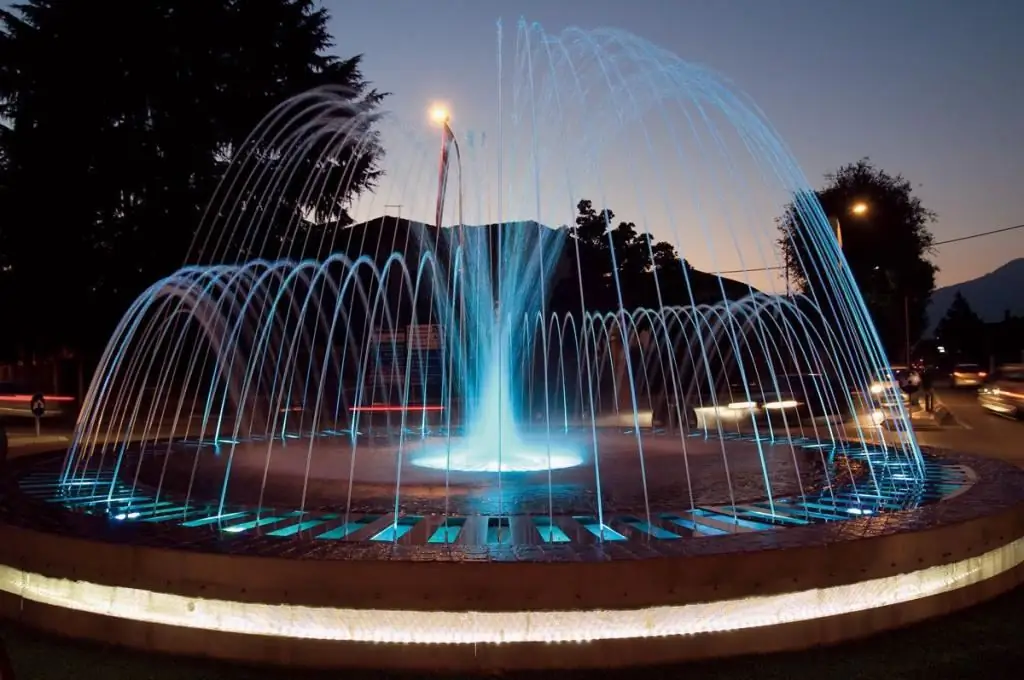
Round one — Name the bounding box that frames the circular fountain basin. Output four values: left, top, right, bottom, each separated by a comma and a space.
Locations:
130, 429, 832, 515
1, 446, 1023, 672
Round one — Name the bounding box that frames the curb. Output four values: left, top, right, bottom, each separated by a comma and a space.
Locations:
932, 404, 957, 426
7, 436, 69, 447
0, 638, 14, 680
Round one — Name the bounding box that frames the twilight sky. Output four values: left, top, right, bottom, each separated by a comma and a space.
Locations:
323, 0, 1023, 291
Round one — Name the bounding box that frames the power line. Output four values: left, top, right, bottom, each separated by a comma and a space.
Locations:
932, 223, 1024, 247
716, 221, 1024, 275
718, 265, 783, 274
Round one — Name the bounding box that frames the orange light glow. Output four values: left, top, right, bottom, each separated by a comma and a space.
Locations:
429, 104, 450, 125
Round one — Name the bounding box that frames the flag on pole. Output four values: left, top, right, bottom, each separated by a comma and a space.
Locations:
828, 215, 844, 250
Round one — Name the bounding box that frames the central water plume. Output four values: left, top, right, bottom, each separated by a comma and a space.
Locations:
412, 221, 583, 473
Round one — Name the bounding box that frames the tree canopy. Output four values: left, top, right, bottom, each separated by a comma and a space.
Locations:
0, 0, 386, 357
935, 292, 987, 361
559, 199, 761, 313
777, 158, 937, 362
566, 199, 697, 311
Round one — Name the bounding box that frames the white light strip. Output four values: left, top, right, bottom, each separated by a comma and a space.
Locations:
763, 400, 800, 410
2, 536, 1023, 645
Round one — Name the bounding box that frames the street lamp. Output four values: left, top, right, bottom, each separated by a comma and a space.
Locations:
830, 201, 869, 252
429, 104, 464, 246
786, 202, 869, 295
833, 201, 911, 365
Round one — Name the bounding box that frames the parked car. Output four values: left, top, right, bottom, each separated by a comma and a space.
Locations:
693, 372, 892, 430
951, 363, 987, 389
868, 366, 911, 406
978, 364, 1024, 419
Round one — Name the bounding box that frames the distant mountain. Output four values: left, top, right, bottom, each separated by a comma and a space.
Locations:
927, 258, 1024, 332
337, 215, 758, 308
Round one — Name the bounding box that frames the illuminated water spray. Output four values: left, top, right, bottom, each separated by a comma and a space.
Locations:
64, 20, 923, 524
413, 225, 583, 472
421, 107, 581, 472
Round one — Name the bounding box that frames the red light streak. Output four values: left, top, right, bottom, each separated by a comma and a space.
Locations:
0, 394, 75, 403
279, 404, 446, 414
349, 405, 445, 413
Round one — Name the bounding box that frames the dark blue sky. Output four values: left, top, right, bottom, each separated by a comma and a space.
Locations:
324, 0, 1023, 289
4, 1, 1018, 289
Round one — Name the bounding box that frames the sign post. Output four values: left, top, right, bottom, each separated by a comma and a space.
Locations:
0, 421, 8, 466
31, 392, 46, 438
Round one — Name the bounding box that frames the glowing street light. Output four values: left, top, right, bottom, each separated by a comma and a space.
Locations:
831, 202, 870, 251
429, 105, 451, 126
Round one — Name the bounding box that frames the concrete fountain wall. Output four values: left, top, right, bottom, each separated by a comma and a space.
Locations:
1, 450, 1023, 671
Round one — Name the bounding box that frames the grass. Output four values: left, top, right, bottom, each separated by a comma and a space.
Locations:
3, 585, 1024, 680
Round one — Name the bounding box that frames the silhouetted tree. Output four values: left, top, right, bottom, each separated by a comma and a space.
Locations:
568, 199, 616, 310
777, 158, 937, 359
650, 240, 698, 306
986, 310, 1024, 365
0, 124, 9, 287
566, 199, 698, 311
0, 0, 386, 358
935, 292, 986, 361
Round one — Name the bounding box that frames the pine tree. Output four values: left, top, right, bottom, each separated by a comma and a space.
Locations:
0, 0, 386, 355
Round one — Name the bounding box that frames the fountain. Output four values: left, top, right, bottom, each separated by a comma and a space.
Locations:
2, 20, 1023, 673
58, 20, 925, 524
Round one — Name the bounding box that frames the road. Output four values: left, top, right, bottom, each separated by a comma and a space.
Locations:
2, 427, 70, 460
1, 391, 1022, 680
915, 387, 1024, 467
3, 389, 1020, 465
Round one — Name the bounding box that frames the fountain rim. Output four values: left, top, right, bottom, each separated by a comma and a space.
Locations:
18, 431, 944, 559
0, 445, 1022, 671
0, 445, 1005, 568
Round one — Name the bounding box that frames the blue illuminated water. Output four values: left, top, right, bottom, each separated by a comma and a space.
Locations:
62, 20, 923, 537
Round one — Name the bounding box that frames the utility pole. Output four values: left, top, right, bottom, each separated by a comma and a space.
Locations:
905, 294, 912, 366
383, 204, 404, 257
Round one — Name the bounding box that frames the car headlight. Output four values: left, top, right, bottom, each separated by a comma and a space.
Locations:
869, 383, 884, 395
